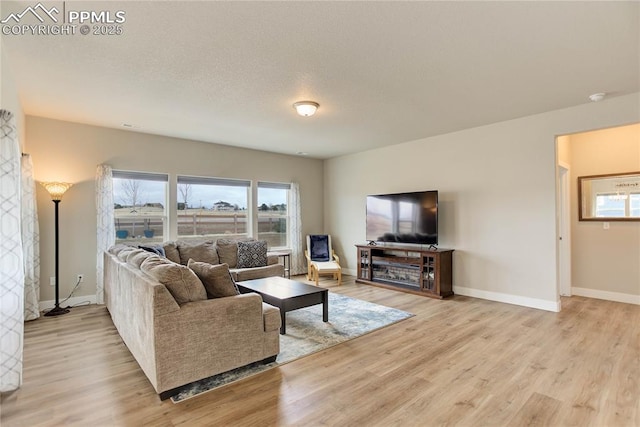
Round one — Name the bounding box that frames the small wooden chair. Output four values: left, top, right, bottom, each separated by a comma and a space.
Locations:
305, 235, 342, 286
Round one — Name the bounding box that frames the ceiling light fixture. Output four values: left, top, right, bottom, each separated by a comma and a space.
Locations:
293, 101, 319, 117
588, 93, 606, 102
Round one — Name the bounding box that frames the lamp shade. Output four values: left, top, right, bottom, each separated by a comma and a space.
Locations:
293, 101, 319, 117
41, 182, 73, 201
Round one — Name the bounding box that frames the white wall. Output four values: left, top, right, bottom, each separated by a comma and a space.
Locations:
568, 124, 640, 303
26, 116, 324, 304
325, 93, 640, 311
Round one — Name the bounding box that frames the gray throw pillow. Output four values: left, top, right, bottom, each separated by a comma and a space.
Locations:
126, 248, 153, 268
138, 244, 166, 257
116, 247, 136, 262
162, 241, 181, 264
140, 256, 207, 304
215, 239, 239, 268
188, 259, 239, 299
177, 240, 218, 266
237, 240, 268, 268
108, 244, 134, 255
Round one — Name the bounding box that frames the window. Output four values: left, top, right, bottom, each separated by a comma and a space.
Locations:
595, 193, 626, 217
177, 176, 250, 239
630, 193, 640, 217
596, 192, 640, 218
257, 182, 290, 248
113, 171, 168, 243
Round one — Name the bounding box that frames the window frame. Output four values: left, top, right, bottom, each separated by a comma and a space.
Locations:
257, 181, 291, 249
112, 170, 169, 243
176, 175, 252, 240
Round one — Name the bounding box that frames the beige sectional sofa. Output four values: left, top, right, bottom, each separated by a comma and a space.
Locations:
162, 238, 284, 281
103, 238, 284, 399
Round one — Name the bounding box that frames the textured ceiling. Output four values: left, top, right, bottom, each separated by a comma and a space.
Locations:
1, 1, 639, 159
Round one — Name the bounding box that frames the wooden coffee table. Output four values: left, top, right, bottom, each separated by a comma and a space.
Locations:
237, 276, 328, 334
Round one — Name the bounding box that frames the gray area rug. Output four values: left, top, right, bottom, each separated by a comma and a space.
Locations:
171, 292, 413, 402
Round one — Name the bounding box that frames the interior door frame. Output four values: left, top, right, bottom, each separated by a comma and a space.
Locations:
557, 161, 572, 297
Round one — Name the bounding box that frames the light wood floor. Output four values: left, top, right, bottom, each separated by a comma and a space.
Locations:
2, 275, 639, 427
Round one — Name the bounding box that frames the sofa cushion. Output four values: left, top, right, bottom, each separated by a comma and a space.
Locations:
216, 239, 239, 268
177, 240, 218, 266
232, 263, 285, 282
237, 240, 268, 268
127, 248, 153, 268
140, 255, 207, 304
162, 241, 181, 264
188, 260, 239, 299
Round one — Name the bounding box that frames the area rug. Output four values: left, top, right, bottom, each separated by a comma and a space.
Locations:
171, 292, 413, 402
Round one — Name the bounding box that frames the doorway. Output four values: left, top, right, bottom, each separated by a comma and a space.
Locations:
556, 123, 640, 306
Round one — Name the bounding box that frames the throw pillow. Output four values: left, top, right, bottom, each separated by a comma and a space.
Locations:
116, 247, 136, 262
177, 240, 218, 266
126, 249, 153, 268
237, 240, 268, 268
140, 256, 207, 304
215, 239, 240, 268
139, 244, 166, 257
108, 244, 134, 255
187, 259, 239, 299
162, 241, 181, 264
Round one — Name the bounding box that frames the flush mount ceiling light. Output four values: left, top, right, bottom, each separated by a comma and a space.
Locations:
293, 101, 319, 117
589, 93, 606, 102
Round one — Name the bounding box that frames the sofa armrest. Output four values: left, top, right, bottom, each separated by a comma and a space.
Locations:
153, 293, 280, 393
262, 303, 281, 333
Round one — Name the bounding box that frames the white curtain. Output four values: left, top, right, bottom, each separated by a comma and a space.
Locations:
0, 109, 25, 392
21, 154, 40, 321
289, 182, 305, 275
95, 164, 115, 305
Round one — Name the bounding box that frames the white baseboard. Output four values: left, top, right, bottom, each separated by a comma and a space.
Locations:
39, 295, 97, 311
454, 286, 561, 312
572, 287, 640, 305
349, 272, 560, 312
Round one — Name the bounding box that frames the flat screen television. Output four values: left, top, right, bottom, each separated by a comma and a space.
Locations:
366, 190, 438, 245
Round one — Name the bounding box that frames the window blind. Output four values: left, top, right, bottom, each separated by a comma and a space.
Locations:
113, 170, 168, 182
257, 181, 291, 190
178, 175, 251, 187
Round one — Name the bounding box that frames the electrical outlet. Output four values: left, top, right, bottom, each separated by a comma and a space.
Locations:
49, 276, 56, 286
77, 274, 84, 283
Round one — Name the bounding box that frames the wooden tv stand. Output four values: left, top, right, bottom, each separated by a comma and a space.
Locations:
355, 244, 454, 299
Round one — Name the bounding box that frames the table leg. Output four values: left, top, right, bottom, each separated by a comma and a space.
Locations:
322, 292, 328, 322
286, 254, 290, 279
280, 308, 286, 335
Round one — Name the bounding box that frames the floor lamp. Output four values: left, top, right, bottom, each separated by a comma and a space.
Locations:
41, 182, 73, 317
